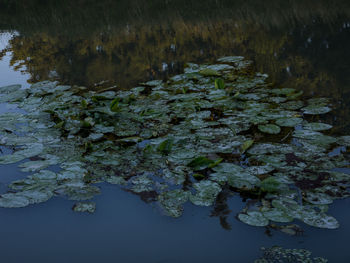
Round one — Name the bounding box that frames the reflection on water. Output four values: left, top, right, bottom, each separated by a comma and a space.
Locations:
1, 1, 350, 132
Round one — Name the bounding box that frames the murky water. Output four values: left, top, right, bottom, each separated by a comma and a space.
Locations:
1, 1, 350, 262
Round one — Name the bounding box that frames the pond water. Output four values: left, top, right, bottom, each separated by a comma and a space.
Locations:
0, 1, 350, 262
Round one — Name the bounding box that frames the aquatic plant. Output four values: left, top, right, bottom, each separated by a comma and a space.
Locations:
0, 56, 349, 231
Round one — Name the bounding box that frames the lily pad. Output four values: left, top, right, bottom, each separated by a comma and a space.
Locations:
158, 189, 189, 218
0, 193, 30, 208
262, 209, 293, 223
189, 180, 221, 206
276, 117, 303, 127
258, 124, 281, 134
73, 202, 96, 213
303, 122, 333, 131
238, 211, 269, 227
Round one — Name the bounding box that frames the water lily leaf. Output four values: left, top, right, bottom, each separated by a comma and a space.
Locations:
106, 176, 127, 185
214, 78, 225, 89
131, 174, 154, 193
293, 130, 337, 148
241, 140, 254, 153
260, 177, 283, 193
187, 156, 214, 171
281, 100, 304, 110
110, 98, 120, 112
19, 156, 59, 172
304, 192, 333, 205
199, 68, 221, 77
19, 190, 54, 204
301, 210, 339, 229
0, 143, 44, 164
0, 193, 30, 208
276, 117, 303, 127
272, 198, 302, 218
157, 139, 173, 154
212, 162, 243, 173
270, 88, 295, 96
0, 84, 22, 94
189, 180, 221, 206
63, 185, 101, 201
302, 105, 331, 115
303, 122, 332, 131
262, 209, 293, 223
88, 133, 104, 141
217, 56, 244, 63
258, 124, 281, 134
337, 136, 350, 146
255, 246, 328, 262
227, 171, 261, 189
158, 189, 189, 218
247, 166, 274, 176
247, 143, 293, 155
73, 202, 96, 213
238, 211, 269, 227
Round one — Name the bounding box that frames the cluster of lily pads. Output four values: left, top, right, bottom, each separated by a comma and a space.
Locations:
254, 246, 328, 263
0, 56, 349, 230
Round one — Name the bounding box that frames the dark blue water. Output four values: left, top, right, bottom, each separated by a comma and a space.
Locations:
0, 180, 349, 263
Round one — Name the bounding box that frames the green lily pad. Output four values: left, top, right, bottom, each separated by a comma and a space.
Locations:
189, 180, 221, 206
301, 210, 339, 229
260, 177, 283, 193
158, 189, 189, 218
303, 122, 332, 131
73, 202, 96, 213
304, 192, 333, 205
337, 136, 350, 146
199, 68, 221, 77
187, 156, 215, 171
276, 117, 303, 127
217, 56, 244, 63
238, 211, 269, 227
258, 124, 281, 134
262, 209, 293, 223
302, 105, 331, 115
0, 193, 30, 208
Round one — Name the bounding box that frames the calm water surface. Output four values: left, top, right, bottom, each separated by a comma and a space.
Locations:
0, 1, 350, 262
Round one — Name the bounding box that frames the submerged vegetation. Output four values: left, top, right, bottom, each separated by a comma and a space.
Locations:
0, 56, 349, 234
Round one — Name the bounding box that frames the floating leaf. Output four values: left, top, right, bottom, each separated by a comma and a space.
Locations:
262, 209, 293, 223
214, 78, 225, 89
238, 211, 269, 227
199, 68, 221, 77
258, 124, 281, 134
0, 193, 30, 208
157, 139, 173, 154
189, 180, 221, 206
276, 117, 303, 127
241, 140, 254, 153
301, 211, 339, 229
158, 189, 189, 218
304, 192, 333, 205
110, 97, 120, 112
302, 105, 331, 115
260, 177, 283, 193
303, 122, 332, 131
187, 156, 214, 171
73, 202, 96, 213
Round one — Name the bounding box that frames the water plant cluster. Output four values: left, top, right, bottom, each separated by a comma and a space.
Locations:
0, 56, 349, 231
254, 246, 328, 263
